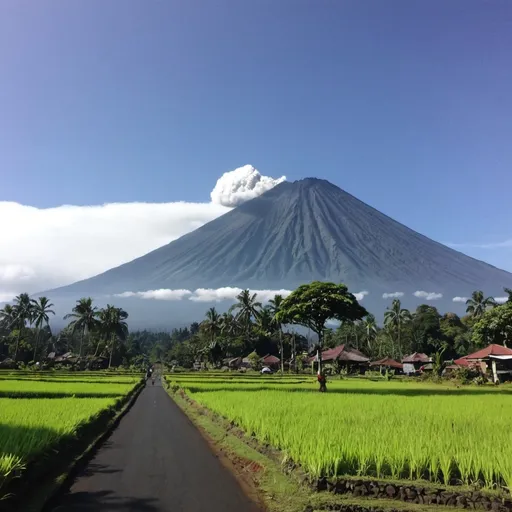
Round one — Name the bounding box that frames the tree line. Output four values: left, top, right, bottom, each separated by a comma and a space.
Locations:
1, 284, 511, 369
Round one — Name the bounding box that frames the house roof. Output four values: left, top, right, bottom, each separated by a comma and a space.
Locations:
370, 357, 403, 369
261, 354, 280, 364
464, 344, 512, 360
454, 357, 471, 367
402, 352, 430, 363
308, 344, 369, 363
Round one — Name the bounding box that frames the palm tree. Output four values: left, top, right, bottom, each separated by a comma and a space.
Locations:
11, 293, 33, 361
220, 312, 238, 337
384, 299, 411, 357
503, 288, 512, 304
269, 294, 285, 374
31, 297, 55, 361
229, 289, 262, 336
64, 298, 100, 357
362, 314, 378, 354
98, 305, 129, 368
465, 291, 496, 319
0, 304, 15, 329
203, 307, 221, 343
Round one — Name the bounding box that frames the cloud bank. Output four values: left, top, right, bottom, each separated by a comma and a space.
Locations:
114, 287, 292, 303
452, 296, 468, 303
494, 297, 508, 304
0, 166, 283, 301
210, 165, 286, 207
382, 292, 404, 299
414, 291, 443, 301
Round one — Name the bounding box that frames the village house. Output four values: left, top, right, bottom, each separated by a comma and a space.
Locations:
455, 344, 512, 383
370, 357, 403, 374
260, 354, 280, 370
402, 352, 431, 375
308, 344, 370, 374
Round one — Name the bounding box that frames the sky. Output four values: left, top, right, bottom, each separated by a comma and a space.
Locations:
1, 0, 511, 299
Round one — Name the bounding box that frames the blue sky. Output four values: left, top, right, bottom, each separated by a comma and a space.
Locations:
1, 0, 511, 277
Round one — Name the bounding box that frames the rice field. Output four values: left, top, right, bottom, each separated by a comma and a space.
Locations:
0, 371, 142, 495
168, 373, 512, 490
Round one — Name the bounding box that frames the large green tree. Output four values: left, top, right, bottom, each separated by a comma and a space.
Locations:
203, 307, 221, 344
11, 293, 34, 361
465, 290, 496, 319
472, 303, 512, 347
276, 281, 367, 380
64, 297, 100, 357
384, 299, 412, 358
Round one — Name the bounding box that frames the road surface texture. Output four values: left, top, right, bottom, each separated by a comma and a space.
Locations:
50, 379, 262, 512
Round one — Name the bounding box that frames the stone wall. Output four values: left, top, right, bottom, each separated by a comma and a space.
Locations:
315, 478, 512, 511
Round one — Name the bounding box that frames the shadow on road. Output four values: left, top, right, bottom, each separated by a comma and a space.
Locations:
51, 490, 159, 511
82, 462, 121, 477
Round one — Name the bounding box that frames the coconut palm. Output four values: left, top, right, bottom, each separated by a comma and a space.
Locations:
465, 291, 496, 319
11, 293, 34, 361
503, 288, 512, 304
219, 312, 238, 337
362, 314, 378, 354
384, 299, 411, 357
268, 294, 285, 373
64, 297, 100, 357
98, 305, 129, 368
31, 297, 55, 361
229, 289, 262, 335
0, 304, 15, 329
203, 307, 221, 343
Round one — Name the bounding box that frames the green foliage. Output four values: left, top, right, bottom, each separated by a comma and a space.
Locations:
465, 290, 496, 319
472, 302, 512, 347
276, 282, 367, 343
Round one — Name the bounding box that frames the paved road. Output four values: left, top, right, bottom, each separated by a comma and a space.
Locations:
50, 380, 262, 512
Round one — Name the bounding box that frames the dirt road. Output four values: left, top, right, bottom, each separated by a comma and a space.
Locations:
49, 379, 262, 511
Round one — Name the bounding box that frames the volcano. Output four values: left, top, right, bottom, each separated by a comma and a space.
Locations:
47, 178, 512, 326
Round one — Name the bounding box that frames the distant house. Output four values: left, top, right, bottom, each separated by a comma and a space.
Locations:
370, 357, 403, 373
402, 352, 431, 375
222, 357, 242, 369
261, 354, 280, 370
455, 344, 512, 383
308, 344, 370, 374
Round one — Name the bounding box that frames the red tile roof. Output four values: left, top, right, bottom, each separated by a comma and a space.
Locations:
261, 354, 280, 364
464, 344, 512, 360
402, 352, 430, 363
370, 357, 403, 369
308, 344, 369, 363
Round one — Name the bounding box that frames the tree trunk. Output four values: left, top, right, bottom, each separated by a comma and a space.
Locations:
79, 326, 85, 358
279, 329, 284, 374
317, 329, 323, 391
292, 334, 297, 374
33, 328, 40, 361
397, 323, 402, 359
108, 335, 115, 368
14, 326, 21, 362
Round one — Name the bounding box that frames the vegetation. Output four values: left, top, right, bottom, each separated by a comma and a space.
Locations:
0, 372, 142, 497
169, 373, 512, 490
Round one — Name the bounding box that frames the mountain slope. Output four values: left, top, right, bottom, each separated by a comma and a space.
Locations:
52, 178, 512, 299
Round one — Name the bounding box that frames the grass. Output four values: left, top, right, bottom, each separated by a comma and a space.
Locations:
0, 372, 143, 503
167, 373, 512, 491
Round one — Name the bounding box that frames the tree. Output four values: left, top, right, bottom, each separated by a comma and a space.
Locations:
203, 307, 221, 344
229, 289, 262, 335
362, 314, 378, 354
31, 297, 55, 361
11, 293, 34, 361
269, 294, 286, 374
64, 298, 100, 357
276, 281, 367, 381
465, 291, 496, 319
98, 305, 129, 368
384, 299, 412, 358
472, 303, 512, 348
503, 288, 512, 304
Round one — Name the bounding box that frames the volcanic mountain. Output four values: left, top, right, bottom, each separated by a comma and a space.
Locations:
48, 178, 512, 325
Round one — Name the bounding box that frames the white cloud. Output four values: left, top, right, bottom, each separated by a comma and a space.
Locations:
382, 292, 404, 299
114, 287, 292, 303
446, 239, 512, 249
210, 165, 286, 207
494, 297, 508, 304
414, 291, 443, 301
114, 289, 192, 301
452, 296, 468, 303
354, 290, 369, 301
0, 165, 286, 299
